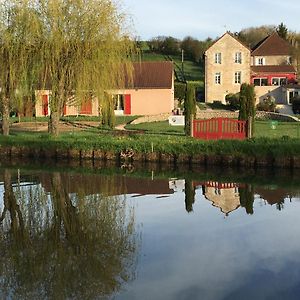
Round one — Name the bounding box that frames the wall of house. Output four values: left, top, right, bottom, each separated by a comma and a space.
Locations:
251, 55, 291, 66
123, 88, 174, 115
205, 34, 251, 104
35, 90, 50, 117
35, 91, 99, 117
254, 86, 286, 104
65, 99, 99, 116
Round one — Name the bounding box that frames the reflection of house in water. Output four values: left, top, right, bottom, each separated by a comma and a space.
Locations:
38, 173, 175, 198
201, 181, 241, 215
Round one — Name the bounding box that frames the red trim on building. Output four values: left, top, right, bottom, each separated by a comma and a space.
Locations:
124, 94, 131, 115
251, 73, 296, 85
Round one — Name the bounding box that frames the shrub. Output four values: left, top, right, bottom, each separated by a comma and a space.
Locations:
225, 93, 240, 110
174, 82, 187, 101
256, 95, 276, 112
292, 95, 300, 114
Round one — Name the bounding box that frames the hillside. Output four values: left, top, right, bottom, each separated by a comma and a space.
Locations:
138, 51, 204, 82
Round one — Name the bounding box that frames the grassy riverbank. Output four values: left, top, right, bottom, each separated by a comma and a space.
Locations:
1, 131, 300, 159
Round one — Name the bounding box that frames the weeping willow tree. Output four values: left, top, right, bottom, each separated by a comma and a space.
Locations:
36, 0, 135, 136
0, 1, 41, 135
0, 169, 139, 299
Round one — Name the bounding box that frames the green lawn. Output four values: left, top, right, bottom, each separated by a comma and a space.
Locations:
255, 121, 300, 138
140, 52, 203, 82
125, 121, 184, 135
126, 120, 300, 139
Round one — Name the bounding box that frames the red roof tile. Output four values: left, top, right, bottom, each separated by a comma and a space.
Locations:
126, 61, 173, 89
251, 65, 296, 74
252, 32, 292, 56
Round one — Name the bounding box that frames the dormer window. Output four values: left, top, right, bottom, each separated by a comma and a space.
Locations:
256, 57, 265, 65
235, 52, 242, 64
215, 53, 222, 64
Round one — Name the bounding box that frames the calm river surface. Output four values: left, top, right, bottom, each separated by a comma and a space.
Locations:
1, 162, 300, 300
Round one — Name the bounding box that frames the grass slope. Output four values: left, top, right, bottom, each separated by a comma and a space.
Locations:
139, 52, 204, 82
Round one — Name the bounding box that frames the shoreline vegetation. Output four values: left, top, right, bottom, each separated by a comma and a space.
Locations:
1, 131, 300, 168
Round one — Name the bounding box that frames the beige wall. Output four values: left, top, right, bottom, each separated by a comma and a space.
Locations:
205, 33, 251, 104
35, 90, 99, 117
251, 55, 291, 66
35, 90, 50, 117
124, 88, 174, 115
254, 86, 286, 104
36, 84, 174, 117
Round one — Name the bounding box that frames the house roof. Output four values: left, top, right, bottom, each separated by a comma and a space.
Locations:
126, 61, 173, 89
251, 32, 292, 56
205, 31, 251, 54
251, 65, 296, 74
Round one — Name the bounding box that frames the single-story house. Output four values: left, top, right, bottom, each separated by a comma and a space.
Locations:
35, 61, 174, 117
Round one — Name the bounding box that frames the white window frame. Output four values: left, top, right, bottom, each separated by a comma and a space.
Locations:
215, 53, 222, 64
235, 52, 242, 64
256, 57, 265, 65
215, 72, 221, 84
272, 77, 287, 86
234, 71, 241, 84
253, 77, 268, 86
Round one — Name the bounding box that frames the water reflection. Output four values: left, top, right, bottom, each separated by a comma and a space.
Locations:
1, 164, 300, 299
0, 169, 139, 299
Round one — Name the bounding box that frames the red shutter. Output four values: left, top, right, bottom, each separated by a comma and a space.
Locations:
80, 99, 92, 114
124, 94, 131, 115
42, 95, 48, 116
63, 104, 67, 116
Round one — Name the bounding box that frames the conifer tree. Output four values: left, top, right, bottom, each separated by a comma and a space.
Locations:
184, 83, 196, 136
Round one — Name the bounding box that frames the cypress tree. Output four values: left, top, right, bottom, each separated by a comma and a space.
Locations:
238, 83, 256, 134
184, 83, 196, 136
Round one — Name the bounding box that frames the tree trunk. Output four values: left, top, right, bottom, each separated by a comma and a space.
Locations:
48, 111, 60, 136
2, 97, 10, 136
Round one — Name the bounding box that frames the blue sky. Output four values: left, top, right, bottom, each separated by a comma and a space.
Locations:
122, 0, 300, 40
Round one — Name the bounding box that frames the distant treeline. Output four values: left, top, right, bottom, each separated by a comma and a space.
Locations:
136, 23, 300, 64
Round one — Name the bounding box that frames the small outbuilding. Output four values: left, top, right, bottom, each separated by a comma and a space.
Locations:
35, 61, 174, 117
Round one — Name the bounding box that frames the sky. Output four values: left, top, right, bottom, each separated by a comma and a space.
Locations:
122, 0, 300, 40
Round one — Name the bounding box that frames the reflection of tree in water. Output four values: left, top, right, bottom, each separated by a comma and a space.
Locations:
239, 184, 255, 215
0, 170, 139, 299
185, 180, 195, 213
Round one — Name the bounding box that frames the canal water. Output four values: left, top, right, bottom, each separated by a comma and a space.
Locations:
1, 163, 300, 300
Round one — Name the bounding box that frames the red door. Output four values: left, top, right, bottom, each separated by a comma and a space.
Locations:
124, 94, 131, 115
80, 99, 92, 114
42, 95, 48, 116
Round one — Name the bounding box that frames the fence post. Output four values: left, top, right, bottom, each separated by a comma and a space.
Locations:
247, 116, 252, 138
190, 115, 194, 137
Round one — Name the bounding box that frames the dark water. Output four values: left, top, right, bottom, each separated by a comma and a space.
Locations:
1, 163, 300, 300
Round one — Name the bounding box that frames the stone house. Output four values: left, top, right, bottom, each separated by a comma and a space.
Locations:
250, 32, 298, 105
35, 61, 174, 117
204, 32, 251, 104
205, 31, 299, 106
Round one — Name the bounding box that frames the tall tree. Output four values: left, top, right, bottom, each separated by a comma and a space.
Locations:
184, 83, 196, 136
0, 1, 41, 135
277, 22, 288, 40
238, 83, 256, 136
238, 25, 275, 48
37, 0, 135, 136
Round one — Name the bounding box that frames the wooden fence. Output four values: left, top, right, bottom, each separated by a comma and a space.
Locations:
193, 118, 247, 140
